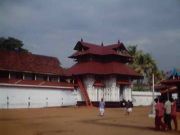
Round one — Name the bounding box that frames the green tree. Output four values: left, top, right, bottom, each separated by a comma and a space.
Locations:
127, 45, 165, 90
0, 37, 28, 52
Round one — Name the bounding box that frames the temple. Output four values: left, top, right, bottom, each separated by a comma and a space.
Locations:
67, 40, 143, 107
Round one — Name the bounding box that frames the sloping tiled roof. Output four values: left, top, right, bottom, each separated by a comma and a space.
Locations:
155, 79, 180, 93
161, 79, 180, 85
67, 61, 143, 79
0, 50, 64, 75
69, 41, 131, 58
155, 84, 178, 94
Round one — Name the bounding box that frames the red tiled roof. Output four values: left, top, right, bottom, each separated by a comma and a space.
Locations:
69, 41, 132, 58
0, 50, 64, 75
155, 84, 169, 91
160, 86, 178, 94
161, 79, 180, 85
67, 61, 142, 79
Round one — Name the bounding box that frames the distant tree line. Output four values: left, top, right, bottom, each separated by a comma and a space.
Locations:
0, 37, 28, 53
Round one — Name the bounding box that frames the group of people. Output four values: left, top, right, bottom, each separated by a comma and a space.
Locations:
154, 97, 178, 131
98, 98, 133, 116
99, 97, 178, 131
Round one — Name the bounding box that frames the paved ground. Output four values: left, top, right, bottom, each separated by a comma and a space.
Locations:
0, 106, 179, 135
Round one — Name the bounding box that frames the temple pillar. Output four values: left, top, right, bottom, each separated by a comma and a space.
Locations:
8, 72, 11, 79
34, 75, 37, 80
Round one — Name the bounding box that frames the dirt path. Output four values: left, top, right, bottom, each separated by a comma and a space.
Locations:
0, 107, 179, 135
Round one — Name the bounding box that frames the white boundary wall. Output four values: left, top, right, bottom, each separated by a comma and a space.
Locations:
132, 91, 161, 106
0, 86, 76, 109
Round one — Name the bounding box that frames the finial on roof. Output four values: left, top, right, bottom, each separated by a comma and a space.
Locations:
81, 38, 83, 42
101, 42, 104, 46
118, 40, 120, 44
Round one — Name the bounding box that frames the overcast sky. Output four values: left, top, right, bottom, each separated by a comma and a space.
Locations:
0, 0, 180, 71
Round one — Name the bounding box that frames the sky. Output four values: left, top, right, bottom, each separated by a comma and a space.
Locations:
0, 0, 180, 71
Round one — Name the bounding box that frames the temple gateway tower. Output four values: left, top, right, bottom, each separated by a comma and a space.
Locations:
68, 40, 143, 107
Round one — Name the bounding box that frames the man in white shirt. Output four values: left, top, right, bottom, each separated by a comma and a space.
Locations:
164, 98, 172, 130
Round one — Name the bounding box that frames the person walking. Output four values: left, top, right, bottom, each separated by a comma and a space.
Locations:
171, 98, 178, 131
164, 98, 172, 130
126, 100, 132, 115
99, 98, 105, 116
154, 98, 159, 130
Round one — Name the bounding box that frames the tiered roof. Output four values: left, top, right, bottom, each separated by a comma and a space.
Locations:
69, 40, 132, 60
67, 40, 142, 79
67, 61, 141, 78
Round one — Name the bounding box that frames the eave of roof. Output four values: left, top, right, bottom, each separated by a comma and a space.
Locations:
161, 79, 180, 85
0, 79, 74, 90
67, 61, 143, 79
117, 80, 132, 85
159, 86, 178, 94
93, 80, 105, 87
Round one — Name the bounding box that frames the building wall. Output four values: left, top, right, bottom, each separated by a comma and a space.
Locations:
123, 86, 132, 101
132, 91, 161, 106
0, 86, 76, 109
75, 76, 161, 107
77, 75, 132, 102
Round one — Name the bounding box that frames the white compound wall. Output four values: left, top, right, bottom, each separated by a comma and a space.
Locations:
132, 91, 161, 106
0, 85, 77, 109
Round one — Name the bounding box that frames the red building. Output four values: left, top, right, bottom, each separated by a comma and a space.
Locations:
67, 40, 143, 107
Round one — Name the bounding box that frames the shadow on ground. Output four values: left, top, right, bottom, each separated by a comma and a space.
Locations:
80, 118, 180, 135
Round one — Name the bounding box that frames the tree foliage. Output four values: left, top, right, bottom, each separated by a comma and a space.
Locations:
127, 45, 165, 88
0, 37, 28, 53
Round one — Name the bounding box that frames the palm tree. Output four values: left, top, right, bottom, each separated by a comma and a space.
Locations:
127, 45, 165, 90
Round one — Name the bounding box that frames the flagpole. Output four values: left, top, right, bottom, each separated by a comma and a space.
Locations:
149, 73, 155, 117
152, 73, 155, 114
152, 73, 155, 102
